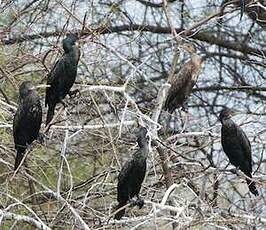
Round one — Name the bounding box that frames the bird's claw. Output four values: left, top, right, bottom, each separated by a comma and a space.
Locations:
136, 198, 144, 209
129, 198, 144, 209
181, 103, 188, 113
37, 133, 45, 144
230, 167, 239, 175
69, 89, 80, 98
26, 143, 32, 151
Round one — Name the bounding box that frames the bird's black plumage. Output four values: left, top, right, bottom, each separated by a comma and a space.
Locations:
219, 108, 258, 196
114, 127, 148, 220
13, 81, 42, 170
239, 0, 245, 20
45, 33, 80, 125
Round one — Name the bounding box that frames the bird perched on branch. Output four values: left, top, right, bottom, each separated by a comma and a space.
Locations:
164, 44, 203, 113
13, 81, 42, 170
219, 107, 259, 196
45, 33, 80, 126
114, 127, 148, 220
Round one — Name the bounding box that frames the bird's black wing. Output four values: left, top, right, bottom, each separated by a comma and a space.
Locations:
117, 160, 133, 201
237, 126, 252, 172
118, 160, 133, 187
45, 57, 65, 106
237, 125, 259, 195
14, 96, 42, 144
13, 104, 25, 147
28, 96, 42, 140
133, 160, 146, 196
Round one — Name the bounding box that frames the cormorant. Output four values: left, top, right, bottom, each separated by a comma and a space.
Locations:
13, 81, 42, 170
219, 108, 259, 196
114, 127, 148, 220
164, 44, 203, 113
45, 33, 80, 125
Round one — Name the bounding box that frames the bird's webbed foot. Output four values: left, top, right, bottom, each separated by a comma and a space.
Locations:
37, 133, 45, 144
230, 166, 240, 175
181, 103, 188, 113
26, 143, 32, 151
129, 197, 136, 207
69, 89, 80, 98
136, 198, 144, 209
129, 197, 144, 209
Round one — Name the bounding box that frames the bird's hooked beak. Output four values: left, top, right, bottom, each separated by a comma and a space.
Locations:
229, 109, 241, 118
35, 84, 51, 89
77, 38, 87, 48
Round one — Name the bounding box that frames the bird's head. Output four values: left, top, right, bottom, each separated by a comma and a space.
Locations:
180, 43, 203, 65
136, 127, 148, 147
63, 33, 79, 53
219, 107, 238, 122
19, 81, 35, 98
180, 43, 196, 55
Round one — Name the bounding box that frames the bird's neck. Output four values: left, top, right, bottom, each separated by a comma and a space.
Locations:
191, 54, 202, 67
65, 47, 80, 63
134, 148, 148, 162
137, 137, 148, 149
63, 41, 75, 53
222, 118, 236, 130
135, 139, 148, 159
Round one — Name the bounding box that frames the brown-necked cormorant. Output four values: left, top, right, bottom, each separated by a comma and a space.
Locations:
164, 44, 203, 113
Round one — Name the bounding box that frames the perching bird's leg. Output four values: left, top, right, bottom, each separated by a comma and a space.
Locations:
37, 133, 45, 144
128, 196, 137, 207
136, 195, 144, 209
230, 166, 240, 175
129, 197, 144, 209
129, 198, 136, 207
26, 143, 33, 152
181, 102, 188, 113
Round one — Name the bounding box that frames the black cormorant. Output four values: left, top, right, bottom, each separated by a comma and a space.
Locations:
13, 81, 42, 170
45, 33, 80, 125
164, 44, 203, 113
114, 127, 148, 220
219, 107, 258, 196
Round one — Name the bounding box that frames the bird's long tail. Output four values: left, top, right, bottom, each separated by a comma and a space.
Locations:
245, 172, 259, 196
240, 0, 245, 20
114, 202, 126, 220
46, 104, 55, 126
163, 95, 173, 114
14, 148, 26, 170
